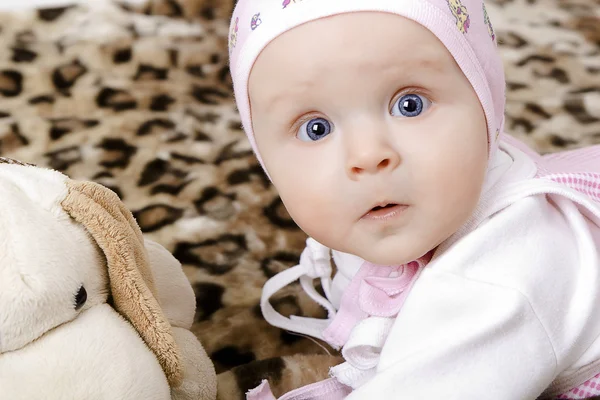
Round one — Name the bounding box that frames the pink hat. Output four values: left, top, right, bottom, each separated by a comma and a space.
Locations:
228, 0, 504, 170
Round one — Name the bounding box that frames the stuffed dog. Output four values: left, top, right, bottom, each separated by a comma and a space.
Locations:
0, 157, 216, 400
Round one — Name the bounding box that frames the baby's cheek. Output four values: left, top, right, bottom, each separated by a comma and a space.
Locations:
266, 147, 347, 243
432, 170, 485, 243
278, 179, 340, 240
283, 184, 331, 228
412, 162, 472, 235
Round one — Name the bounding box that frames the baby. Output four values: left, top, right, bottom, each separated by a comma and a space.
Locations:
228, 0, 600, 399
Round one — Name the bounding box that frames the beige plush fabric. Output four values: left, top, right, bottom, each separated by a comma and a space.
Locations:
62, 180, 182, 386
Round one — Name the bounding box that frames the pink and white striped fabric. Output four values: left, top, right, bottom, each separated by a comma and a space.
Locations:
542, 144, 600, 204
546, 172, 600, 203
557, 372, 600, 399
502, 134, 600, 204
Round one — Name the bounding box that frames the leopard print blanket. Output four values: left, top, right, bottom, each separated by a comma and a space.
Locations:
0, 0, 598, 398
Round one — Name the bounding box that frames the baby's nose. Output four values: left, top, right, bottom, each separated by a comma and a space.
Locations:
346, 143, 401, 178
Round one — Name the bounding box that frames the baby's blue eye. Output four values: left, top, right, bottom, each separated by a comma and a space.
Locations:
391, 94, 431, 117
297, 117, 333, 142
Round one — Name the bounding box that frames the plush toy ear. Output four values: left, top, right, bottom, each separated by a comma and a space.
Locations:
61, 180, 182, 386
0, 157, 35, 166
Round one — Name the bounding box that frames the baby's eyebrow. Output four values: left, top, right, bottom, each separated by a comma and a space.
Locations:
348, 50, 450, 81
414, 56, 447, 73
258, 83, 314, 112
390, 52, 448, 75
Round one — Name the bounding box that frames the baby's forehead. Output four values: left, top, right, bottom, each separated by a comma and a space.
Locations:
249, 49, 447, 93
249, 13, 454, 86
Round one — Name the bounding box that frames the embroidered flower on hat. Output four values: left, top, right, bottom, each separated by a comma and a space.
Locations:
251, 13, 262, 30
483, 3, 496, 42
282, 0, 302, 9
229, 17, 239, 51
447, 0, 470, 34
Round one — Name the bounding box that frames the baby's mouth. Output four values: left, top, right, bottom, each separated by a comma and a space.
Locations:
362, 202, 407, 220
371, 203, 397, 212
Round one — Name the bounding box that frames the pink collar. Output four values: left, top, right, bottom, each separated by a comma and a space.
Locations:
323, 252, 433, 348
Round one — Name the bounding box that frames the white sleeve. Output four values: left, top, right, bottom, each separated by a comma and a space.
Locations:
350, 273, 557, 399
348, 195, 600, 399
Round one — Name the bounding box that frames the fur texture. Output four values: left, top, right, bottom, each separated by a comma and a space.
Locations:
62, 180, 183, 386
0, 164, 107, 353
0, 159, 216, 399
0, 305, 171, 399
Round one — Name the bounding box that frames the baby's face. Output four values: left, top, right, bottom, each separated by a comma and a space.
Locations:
249, 12, 488, 265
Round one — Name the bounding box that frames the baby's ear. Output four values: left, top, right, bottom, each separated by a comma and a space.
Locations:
61, 180, 182, 387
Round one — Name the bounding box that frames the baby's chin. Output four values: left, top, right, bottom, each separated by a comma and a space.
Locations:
333, 238, 435, 267
359, 249, 432, 266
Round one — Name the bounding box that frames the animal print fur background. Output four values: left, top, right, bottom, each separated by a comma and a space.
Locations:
0, 0, 598, 398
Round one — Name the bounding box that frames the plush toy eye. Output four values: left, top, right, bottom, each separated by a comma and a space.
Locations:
74, 285, 87, 310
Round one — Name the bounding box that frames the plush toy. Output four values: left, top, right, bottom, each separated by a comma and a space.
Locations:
0, 157, 217, 400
